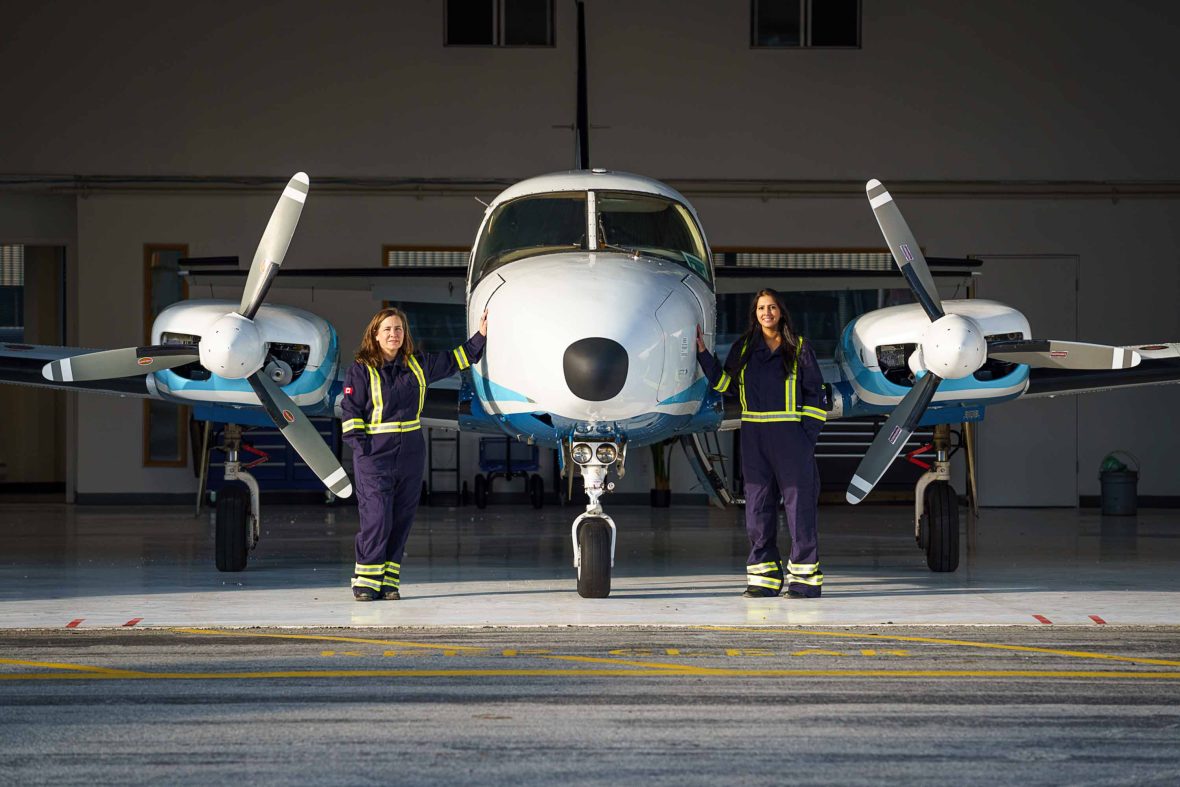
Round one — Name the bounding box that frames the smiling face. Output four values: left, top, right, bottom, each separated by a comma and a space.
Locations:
755, 294, 781, 332
375, 314, 405, 359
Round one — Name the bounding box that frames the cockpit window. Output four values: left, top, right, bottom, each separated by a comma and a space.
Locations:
595, 191, 711, 283
472, 192, 587, 280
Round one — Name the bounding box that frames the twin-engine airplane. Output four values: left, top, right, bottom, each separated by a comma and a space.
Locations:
2, 169, 1179, 598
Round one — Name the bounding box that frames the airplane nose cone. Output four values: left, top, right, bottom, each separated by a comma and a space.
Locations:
563, 337, 628, 401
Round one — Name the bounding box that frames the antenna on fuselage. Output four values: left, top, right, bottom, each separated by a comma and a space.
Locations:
574, 0, 590, 170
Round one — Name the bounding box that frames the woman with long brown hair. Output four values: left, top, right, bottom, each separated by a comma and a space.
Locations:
696, 289, 827, 598
340, 306, 488, 601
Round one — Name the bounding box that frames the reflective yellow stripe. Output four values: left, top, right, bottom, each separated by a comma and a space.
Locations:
365, 420, 421, 434
714, 372, 731, 393
801, 406, 827, 422
747, 575, 783, 590
380, 576, 401, 588
342, 418, 365, 433
788, 573, 824, 587
453, 345, 470, 371
746, 561, 780, 574
354, 563, 384, 574
351, 576, 382, 590
787, 562, 820, 574
741, 412, 801, 423
384, 561, 401, 571
367, 365, 384, 430
407, 355, 426, 419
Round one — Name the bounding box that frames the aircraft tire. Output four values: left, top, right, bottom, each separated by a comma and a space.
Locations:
215, 482, 250, 572
576, 517, 611, 598
924, 481, 960, 572
474, 474, 489, 509
529, 474, 544, 509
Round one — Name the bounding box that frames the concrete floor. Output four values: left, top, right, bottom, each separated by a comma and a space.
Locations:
0, 499, 1177, 628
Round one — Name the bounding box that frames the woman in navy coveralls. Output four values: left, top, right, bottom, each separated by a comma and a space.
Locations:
340, 306, 487, 601
697, 289, 827, 598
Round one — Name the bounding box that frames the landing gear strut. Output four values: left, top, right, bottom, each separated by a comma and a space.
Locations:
914, 423, 960, 572
213, 424, 260, 572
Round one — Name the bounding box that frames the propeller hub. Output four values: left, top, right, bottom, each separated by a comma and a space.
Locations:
921, 314, 986, 380
199, 313, 266, 379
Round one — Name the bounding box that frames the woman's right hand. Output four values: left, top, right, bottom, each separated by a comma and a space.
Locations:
695, 324, 706, 352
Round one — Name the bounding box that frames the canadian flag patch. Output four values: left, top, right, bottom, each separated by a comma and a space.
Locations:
344, 386, 353, 394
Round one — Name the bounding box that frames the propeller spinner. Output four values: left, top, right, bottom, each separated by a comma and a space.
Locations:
41, 173, 352, 499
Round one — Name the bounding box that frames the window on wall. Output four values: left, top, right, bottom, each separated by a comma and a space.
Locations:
446, 0, 554, 47
752, 0, 860, 48
143, 244, 189, 468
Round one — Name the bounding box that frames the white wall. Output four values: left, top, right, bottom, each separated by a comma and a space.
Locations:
1, 1, 1178, 499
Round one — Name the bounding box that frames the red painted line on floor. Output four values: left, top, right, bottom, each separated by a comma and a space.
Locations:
122, 618, 143, 627
1032, 615, 1053, 625
1089, 615, 1107, 625
66, 619, 83, 628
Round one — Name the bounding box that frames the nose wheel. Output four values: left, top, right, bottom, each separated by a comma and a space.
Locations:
569, 456, 617, 598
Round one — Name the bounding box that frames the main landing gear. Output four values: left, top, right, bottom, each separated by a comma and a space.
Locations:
567, 440, 621, 598
198, 423, 261, 572
913, 423, 960, 572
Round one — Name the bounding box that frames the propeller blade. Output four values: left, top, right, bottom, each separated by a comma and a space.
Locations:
239, 172, 309, 320
247, 371, 353, 498
987, 339, 1141, 370
866, 179, 944, 321
41, 344, 199, 382
846, 371, 941, 505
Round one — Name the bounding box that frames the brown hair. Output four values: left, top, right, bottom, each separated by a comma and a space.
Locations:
355, 307, 416, 367
730, 288, 800, 375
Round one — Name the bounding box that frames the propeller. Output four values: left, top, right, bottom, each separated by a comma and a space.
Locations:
846, 180, 1139, 505
41, 173, 352, 499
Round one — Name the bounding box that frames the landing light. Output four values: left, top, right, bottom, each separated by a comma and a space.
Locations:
572, 443, 593, 464
595, 444, 618, 464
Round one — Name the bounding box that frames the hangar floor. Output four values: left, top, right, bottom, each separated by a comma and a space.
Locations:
0, 500, 1177, 628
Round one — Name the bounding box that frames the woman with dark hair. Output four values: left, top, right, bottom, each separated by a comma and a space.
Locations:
696, 289, 827, 598
340, 306, 488, 601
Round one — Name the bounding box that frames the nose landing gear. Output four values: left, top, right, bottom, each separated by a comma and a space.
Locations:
568, 442, 619, 598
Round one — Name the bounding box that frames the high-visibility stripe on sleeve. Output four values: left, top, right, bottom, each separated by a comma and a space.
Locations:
801, 406, 827, 422
342, 418, 365, 433
714, 372, 732, 393
453, 346, 470, 371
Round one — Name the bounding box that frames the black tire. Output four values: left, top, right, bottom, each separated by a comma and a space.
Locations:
576, 517, 612, 598
924, 481, 960, 572
529, 473, 544, 509
215, 482, 250, 572
474, 474, 489, 509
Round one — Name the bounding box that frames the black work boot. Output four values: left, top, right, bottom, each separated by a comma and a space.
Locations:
353, 586, 379, 602
380, 587, 401, 601
742, 586, 779, 598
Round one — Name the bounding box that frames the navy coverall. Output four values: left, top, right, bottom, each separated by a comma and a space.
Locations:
698, 335, 827, 597
340, 332, 486, 595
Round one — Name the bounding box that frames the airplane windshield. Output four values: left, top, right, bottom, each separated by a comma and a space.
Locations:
473, 192, 587, 280
595, 191, 711, 283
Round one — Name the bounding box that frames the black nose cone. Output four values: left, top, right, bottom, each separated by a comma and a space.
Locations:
563, 337, 628, 401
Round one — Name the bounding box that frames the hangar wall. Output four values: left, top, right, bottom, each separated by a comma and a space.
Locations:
1, 1, 1178, 500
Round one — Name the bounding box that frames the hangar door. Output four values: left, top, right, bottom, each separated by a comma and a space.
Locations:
974, 255, 1078, 506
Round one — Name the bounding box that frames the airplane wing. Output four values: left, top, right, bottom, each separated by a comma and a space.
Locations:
1023, 344, 1180, 399
0, 342, 151, 397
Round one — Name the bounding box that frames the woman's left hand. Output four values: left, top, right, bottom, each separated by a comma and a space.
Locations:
479, 308, 488, 336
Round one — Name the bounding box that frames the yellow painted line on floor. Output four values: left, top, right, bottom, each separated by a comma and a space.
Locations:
1, 668, 1180, 681
698, 627, 1180, 667
172, 627, 486, 652
539, 654, 707, 672
0, 658, 152, 677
